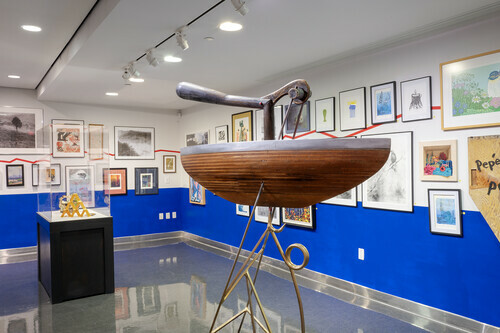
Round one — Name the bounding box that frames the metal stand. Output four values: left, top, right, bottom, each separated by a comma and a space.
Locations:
210, 183, 310, 333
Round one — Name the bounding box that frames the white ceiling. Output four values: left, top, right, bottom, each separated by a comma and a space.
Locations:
2, 0, 500, 110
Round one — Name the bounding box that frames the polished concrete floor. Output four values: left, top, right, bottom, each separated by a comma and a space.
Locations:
0, 243, 429, 332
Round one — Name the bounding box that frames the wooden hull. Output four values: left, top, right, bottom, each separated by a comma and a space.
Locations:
181, 138, 390, 207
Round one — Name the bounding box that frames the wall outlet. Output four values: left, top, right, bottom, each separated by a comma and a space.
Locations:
159, 213, 164, 220
165, 212, 171, 219
172, 212, 177, 219
358, 248, 365, 260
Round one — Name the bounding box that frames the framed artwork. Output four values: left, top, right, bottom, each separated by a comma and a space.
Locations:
362, 131, 413, 212
163, 155, 176, 173
32, 164, 39, 186
6, 164, 24, 187
190, 275, 207, 319
189, 177, 206, 205
419, 140, 457, 182
322, 187, 357, 207
66, 165, 95, 207
428, 189, 462, 237
103, 168, 127, 196
255, 206, 280, 225
136, 286, 161, 316
236, 204, 250, 217
282, 206, 315, 229
52, 123, 85, 158
254, 105, 283, 140
371, 81, 397, 124
114, 126, 155, 160
52, 119, 84, 125
440, 49, 500, 130
186, 130, 209, 146
115, 287, 130, 320
88, 124, 104, 160
134, 167, 158, 195
42, 163, 61, 186
232, 110, 253, 142
284, 101, 310, 134
315, 97, 335, 132
215, 125, 228, 143
339, 87, 366, 131
0, 107, 44, 154
401, 76, 432, 122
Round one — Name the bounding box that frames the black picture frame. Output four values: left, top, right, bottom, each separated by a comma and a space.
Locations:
231, 110, 253, 142
370, 81, 397, 125
339, 87, 367, 131
428, 189, 463, 237
315, 97, 335, 133
284, 101, 311, 135
135, 167, 159, 195
6, 164, 24, 187
400, 76, 432, 123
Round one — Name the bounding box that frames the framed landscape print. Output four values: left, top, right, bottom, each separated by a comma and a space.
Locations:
215, 125, 228, 143
0, 107, 43, 154
163, 155, 176, 173
401, 76, 432, 122
255, 206, 280, 225
284, 101, 310, 134
52, 124, 85, 158
32, 164, 39, 186
134, 167, 158, 195
43, 163, 61, 186
103, 168, 127, 196
419, 140, 457, 182
362, 131, 413, 212
186, 130, 209, 146
428, 189, 462, 237
232, 110, 253, 142
236, 204, 250, 217
189, 177, 206, 205
441, 49, 500, 130
315, 97, 335, 132
66, 165, 95, 207
114, 126, 155, 160
88, 124, 104, 160
370, 81, 397, 124
322, 187, 357, 207
282, 206, 315, 229
254, 106, 283, 140
339, 87, 366, 131
6, 164, 24, 187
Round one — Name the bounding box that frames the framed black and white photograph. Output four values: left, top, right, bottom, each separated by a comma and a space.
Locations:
236, 204, 250, 217
186, 130, 209, 146
339, 87, 366, 131
428, 189, 462, 237
52, 123, 85, 158
32, 164, 39, 186
401, 76, 432, 122
322, 187, 357, 207
0, 107, 44, 154
362, 131, 413, 212
315, 97, 335, 132
215, 125, 228, 144
42, 163, 61, 186
284, 101, 310, 135
254, 105, 283, 140
6, 164, 24, 187
371, 81, 397, 124
255, 206, 280, 225
135, 167, 159, 195
66, 165, 95, 207
114, 126, 155, 160
282, 206, 315, 229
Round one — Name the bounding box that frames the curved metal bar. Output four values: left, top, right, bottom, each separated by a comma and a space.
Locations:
285, 243, 310, 271
261, 79, 312, 105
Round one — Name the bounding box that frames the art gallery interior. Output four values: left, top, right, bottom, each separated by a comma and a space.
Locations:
1, 0, 499, 332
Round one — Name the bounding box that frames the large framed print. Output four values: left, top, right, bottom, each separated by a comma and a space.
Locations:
419, 140, 457, 182
236, 204, 250, 217
428, 189, 462, 237
186, 130, 209, 146
254, 106, 283, 140
284, 101, 310, 134
215, 125, 228, 143
163, 155, 176, 173
232, 110, 253, 142
441, 49, 500, 130
65, 165, 95, 207
315, 97, 335, 132
103, 168, 127, 196
0, 107, 43, 154
339, 87, 366, 131
114, 126, 155, 160
282, 206, 315, 229
134, 167, 158, 195
52, 124, 85, 158
362, 132, 413, 212
255, 206, 280, 226
370, 81, 397, 124
88, 124, 104, 160
6, 164, 24, 187
401, 76, 432, 122
42, 163, 61, 186
322, 187, 357, 207
189, 177, 206, 205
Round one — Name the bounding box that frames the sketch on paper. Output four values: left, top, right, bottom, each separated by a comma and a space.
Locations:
186, 131, 209, 146
116, 127, 154, 159
0, 112, 35, 149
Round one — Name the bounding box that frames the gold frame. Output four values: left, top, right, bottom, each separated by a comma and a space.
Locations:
419, 139, 458, 182
163, 155, 176, 173
232, 110, 253, 142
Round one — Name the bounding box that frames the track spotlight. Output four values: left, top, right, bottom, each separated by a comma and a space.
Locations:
146, 49, 160, 67
175, 26, 189, 51
122, 68, 131, 80
231, 0, 248, 16
122, 63, 140, 81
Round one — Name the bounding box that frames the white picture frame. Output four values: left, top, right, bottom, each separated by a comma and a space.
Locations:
254, 106, 284, 140
114, 126, 155, 160
322, 187, 357, 207
315, 97, 335, 132
236, 204, 250, 217
0, 107, 44, 154
428, 189, 462, 237
401, 76, 432, 122
215, 125, 228, 144
52, 123, 85, 158
339, 87, 366, 131
255, 206, 280, 225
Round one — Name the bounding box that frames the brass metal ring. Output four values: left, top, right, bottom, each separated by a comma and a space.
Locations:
284, 243, 309, 270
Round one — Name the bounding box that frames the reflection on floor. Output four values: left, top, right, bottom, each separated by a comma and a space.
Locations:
0, 243, 428, 332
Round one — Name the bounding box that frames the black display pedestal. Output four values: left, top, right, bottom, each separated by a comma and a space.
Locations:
37, 213, 115, 304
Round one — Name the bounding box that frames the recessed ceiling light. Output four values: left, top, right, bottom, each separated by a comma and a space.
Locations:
8, 75, 20, 79
105, 92, 118, 96
21, 25, 42, 32
164, 55, 182, 63
219, 22, 242, 32
129, 77, 144, 83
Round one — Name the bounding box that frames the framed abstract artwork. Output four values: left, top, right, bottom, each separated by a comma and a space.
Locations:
189, 177, 206, 205
322, 187, 357, 207
103, 168, 128, 196
163, 155, 176, 173
236, 204, 250, 217
215, 125, 228, 143
419, 140, 457, 182
284, 101, 310, 135
43, 163, 61, 186
255, 206, 280, 225
315, 97, 335, 132
254, 106, 283, 140
362, 131, 413, 212
401, 76, 432, 122
440, 49, 500, 130
186, 130, 209, 146
134, 167, 158, 195
0, 107, 44, 154
282, 206, 315, 229
88, 124, 104, 160
6, 164, 24, 187
339, 87, 366, 131
428, 189, 462, 237
370, 81, 397, 124
65, 165, 95, 207
232, 110, 253, 142
114, 126, 155, 160
52, 123, 85, 158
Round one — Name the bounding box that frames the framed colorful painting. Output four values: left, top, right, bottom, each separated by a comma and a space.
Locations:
6, 164, 24, 187
428, 189, 462, 237
254, 106, 283, 140
215, 125, 228, 143
232, 110, 253, 142
189, 177, 206, 205
186, 130, 209, 146
43, 163, 61, 186
134, 167, 158, 195
236, 204, 250, 217
163, 155, 176, 173
401, 76, 432, 122
282, 206, 315, 229
52, 123, 85, 158
419, 140, 457, 182
88, 124, 104, 160
315, 97, 335, 132
441, 49, 500, 130
0, 107, 44, 154
322, 187, 357, 207
339, 87, 366, 131
114, 126, 155, 160
370, 81, 397, 124
284, 101, 310, 135
255, 206, 280, 226
103, 168, 127, 196
65, 165, 95, 207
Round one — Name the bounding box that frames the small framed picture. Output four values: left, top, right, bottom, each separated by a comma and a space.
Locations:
66, 165, 95, 207
114, 126, 155, 160
370, 81, 397, 124
52, 123, 85, 158
282, 206, 315, 229
419, 140, 457, 182
254, 106, 283, 140
255, 206, 280, 225
0, 107, 44, 155
322, 187, 357, 207
236, 204, 250, 217
163, 155, 176, 173
215, 125, 228, 143
232, 110, 253, 142
189, 177, 206, 205
43, 163, 61, 186
284, 101, 310, 134
88, 124, 104, 160
339, 87, 366, 131
401, 76, 432, 122
428, 189, 462, 237
6, 164, 24, 187
103, 168, 128, 196
315, 97, 335, 132
135, 168, 158, 195
32, 164, 39, 186
52, 119, 84, 126
186, 130, 209, 146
